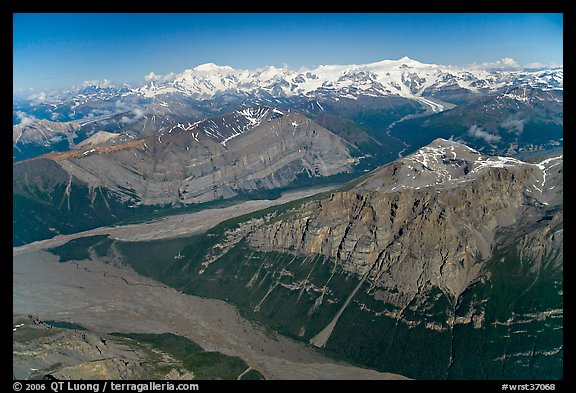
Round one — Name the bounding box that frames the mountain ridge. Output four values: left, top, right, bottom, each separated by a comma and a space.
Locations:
13, 58, 563, 163
13, 106, 360, 246
94, 137, 562, 379
137, 58, 563, 105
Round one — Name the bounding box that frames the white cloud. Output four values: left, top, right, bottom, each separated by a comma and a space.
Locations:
20, 117, 35, 127
27, 91, 47, 102
501, 118, 526, 135
50, 112, 60, 121
144, 71, 177, 83
524, 61, 562, 70
162, 72, 177, 82
132, 107, 144, 119
469, 58, 562, 71
467, 125, 501, 143
115, 100, 130, 111
91, 108, 113, 116
83, 79, 113, 88
470, 57, 521, 71
119, 107, 145, 124
145, 72, 159, 81
15, 111, 36, 127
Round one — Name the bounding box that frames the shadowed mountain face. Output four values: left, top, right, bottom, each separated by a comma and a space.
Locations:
13, 107, 358, 246
390, 86, 563, 156
92, 139, 562, 379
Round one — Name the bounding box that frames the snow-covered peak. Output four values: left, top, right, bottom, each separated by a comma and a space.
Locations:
257, 65, 291, 81
193, 63, 235, 73
405, 138, 545, 177
367, 56, 435, 69
137, 57, 561, 107
359, 138, 562, 204
427, 138, 480, 152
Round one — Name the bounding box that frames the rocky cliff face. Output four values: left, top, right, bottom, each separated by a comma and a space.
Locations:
13, 119, 81, 146
153, 139, 562, 378
249, 139, 562, 305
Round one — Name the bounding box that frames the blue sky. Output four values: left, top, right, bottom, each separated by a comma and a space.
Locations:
13, 13, 563, 92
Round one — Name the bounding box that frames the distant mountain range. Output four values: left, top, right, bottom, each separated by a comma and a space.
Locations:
17, 56, 562, 104
135, 57, 562, 104
13, 57, 562, 163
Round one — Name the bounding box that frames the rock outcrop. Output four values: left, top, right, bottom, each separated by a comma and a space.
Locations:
74, 139, 562, 379
249, 139, 563, 304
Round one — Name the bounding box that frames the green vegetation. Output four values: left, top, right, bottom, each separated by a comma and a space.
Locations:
353, 106, 423, 137
325, 239, 562, 380
517, 121, 563, 147
111, 332, 261, 380
326, 284, 453, 379
181, 352, 248, 380
448, 242, 563, 380
105, 208, 458, 379
13, 326, 60, 343
188, 242, 359, 341
111, 332, 203, 358
350, 107, 418, 163
92, 236, 115, 257
48, 235, 109, 262
115, 234, 357, 341
43, 321, 87, 330
13, 182, 148, 247
390, 112, 466, 154
389, 112, 563, 157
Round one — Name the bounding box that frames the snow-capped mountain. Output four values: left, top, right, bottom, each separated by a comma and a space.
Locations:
13, 57, 563, 163
13, 57, 563, 124
359, 138, 563, 207
137, 57, 563, 112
